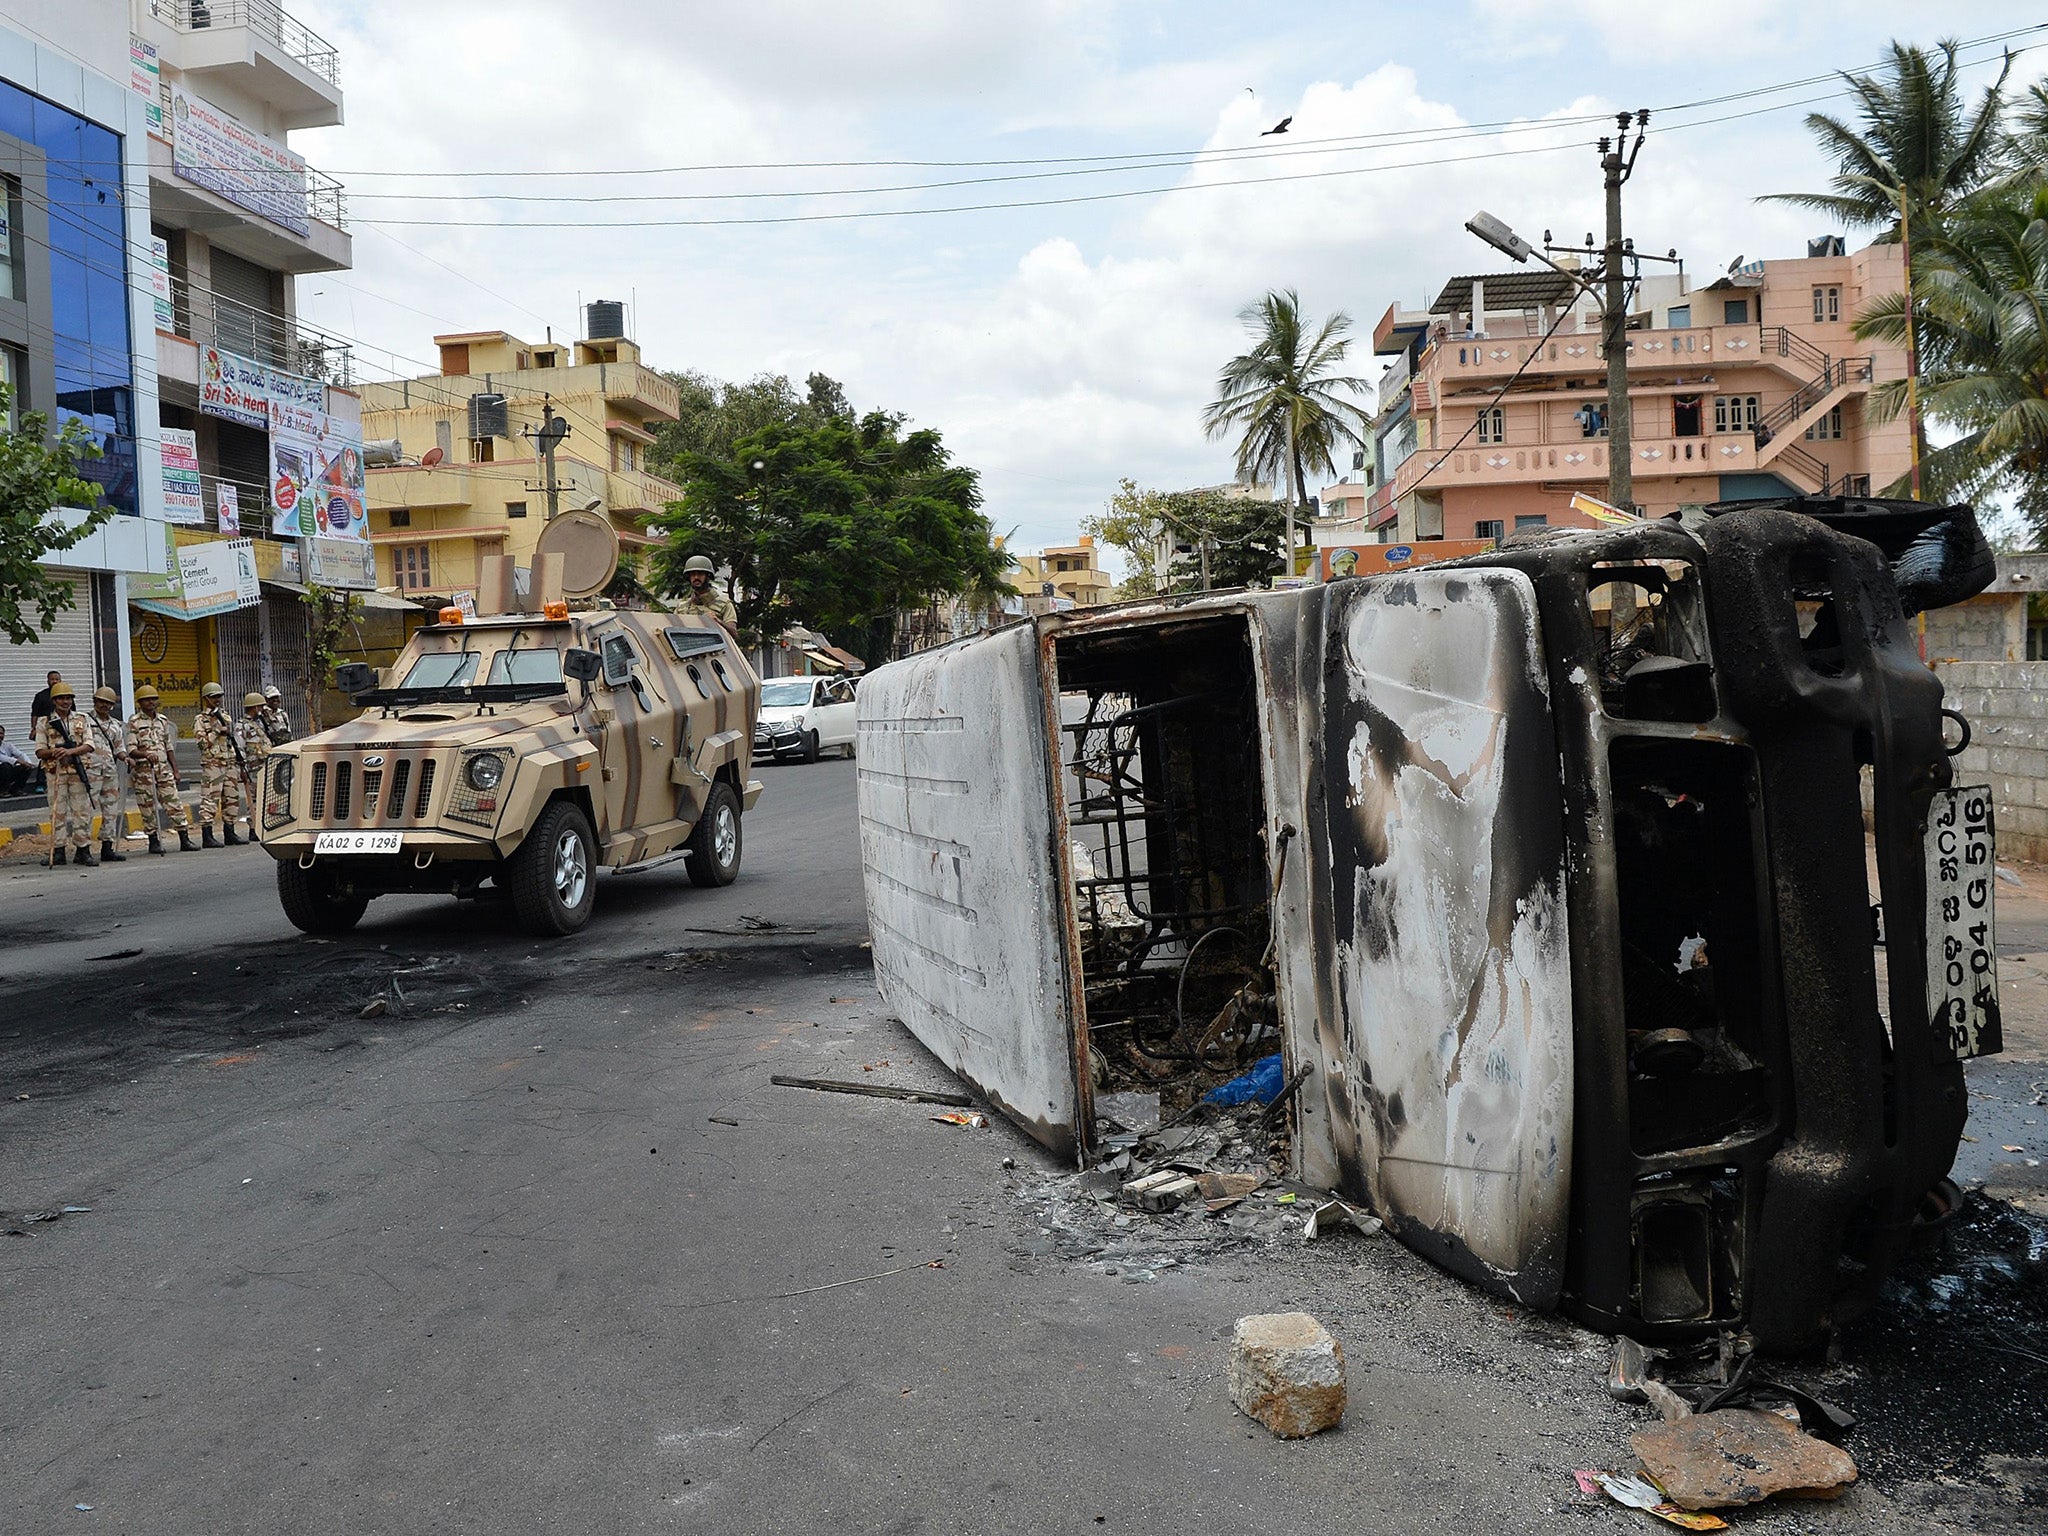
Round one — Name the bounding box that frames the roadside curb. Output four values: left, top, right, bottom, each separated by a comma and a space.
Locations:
4, 789, 205, 840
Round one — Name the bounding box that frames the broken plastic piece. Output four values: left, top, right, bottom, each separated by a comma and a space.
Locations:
1304, 1199, 1383, 1240
930, 1111, 989, 1129
1574, 1470, 1728, 1530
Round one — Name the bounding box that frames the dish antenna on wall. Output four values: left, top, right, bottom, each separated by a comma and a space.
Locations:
420, 445, 445, 467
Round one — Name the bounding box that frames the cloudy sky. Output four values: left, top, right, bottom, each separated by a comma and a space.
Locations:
291, 2, 2044, 552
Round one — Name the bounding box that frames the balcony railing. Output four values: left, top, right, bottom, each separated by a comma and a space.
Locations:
305, 165, 348, 231
168, 273, 354, 386
153, 0, 341, 89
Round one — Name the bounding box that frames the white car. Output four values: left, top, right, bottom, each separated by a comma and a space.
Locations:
755, 675, 858, 762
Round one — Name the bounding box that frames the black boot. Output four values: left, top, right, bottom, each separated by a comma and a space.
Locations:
178, 828, 196, 852
147, 833, 164, 856
201, 826, 220, 849
222, 824, 245, 846
73, 846, 98, 867
101, 839, 126, 863
49, 846, 66, 867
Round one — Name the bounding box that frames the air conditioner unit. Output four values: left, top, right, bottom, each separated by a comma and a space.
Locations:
467, 392, 510, 439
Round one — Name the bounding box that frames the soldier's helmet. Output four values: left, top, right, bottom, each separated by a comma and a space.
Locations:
200, 682, 224, 699
243, 692, 266, 710
683, 555, 716, 576
49, 682, 75, 700
263, 684, 282, 701
134, 685, 160, 702
93, 686, 118, 705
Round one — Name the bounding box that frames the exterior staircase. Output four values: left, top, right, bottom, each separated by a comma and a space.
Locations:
1751, 327, 1875, 493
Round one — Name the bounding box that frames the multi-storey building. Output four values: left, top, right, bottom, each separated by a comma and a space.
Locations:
0, 1, 363, 732
1011, 536, 1115, 610
357, 313, 686, 605
1365, 240, 1911, 545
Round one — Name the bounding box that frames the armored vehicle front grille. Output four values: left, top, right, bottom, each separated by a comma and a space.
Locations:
361, 768, 383, 820
414, 759, 436, 818
387, 760, 412, 821
309, 761, 327, 818
332, 761, 353, 821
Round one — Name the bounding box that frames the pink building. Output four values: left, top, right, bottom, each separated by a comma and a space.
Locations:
1371, 242, 1911, 543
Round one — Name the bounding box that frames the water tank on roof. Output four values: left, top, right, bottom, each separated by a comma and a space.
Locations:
468, 392, 509, 440
585, 300, 626, 340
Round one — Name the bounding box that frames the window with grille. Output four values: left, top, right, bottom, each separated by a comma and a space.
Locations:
1476, 406, 1506, 444
1713, 395, 1761, 433
1805, 405, 1845, 441
507, 501, 527, 519
396, 544, 433, 591
1813, 285, 1841, 324
1474, 520, 1505, 544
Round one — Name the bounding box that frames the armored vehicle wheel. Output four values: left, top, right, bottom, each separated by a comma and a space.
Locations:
687, 780, 743, 888
507, 799, 598, 936
277, 861, 369, 935
801, 728, 820, 763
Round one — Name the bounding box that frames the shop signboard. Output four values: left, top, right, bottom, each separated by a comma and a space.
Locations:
169, 87, 308, 236
1319, 538, 1496, 580
305, 535, 377, 591
160, 428, 203, 525
149, 236, 172, 331
176, 538, 260, 620
267, 369, 367, 543
129, 35, 162, 136
199, 345, 269, 428
216, 483, 240, 536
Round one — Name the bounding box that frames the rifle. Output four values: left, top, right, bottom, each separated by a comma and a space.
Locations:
223, 710, 256, 801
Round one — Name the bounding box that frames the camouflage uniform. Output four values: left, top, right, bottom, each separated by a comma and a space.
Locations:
194, 702, 250, 827
127, 710, 193, 835
83, 710, 128, 838
679, 584, 738, 627
236, 713, 273, 770
257, 705, 293, 746
37, 712, 98, 853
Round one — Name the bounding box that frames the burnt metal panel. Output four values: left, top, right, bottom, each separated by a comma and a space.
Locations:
856, 622, 1085, 1156
1309, 568, 1575, 1305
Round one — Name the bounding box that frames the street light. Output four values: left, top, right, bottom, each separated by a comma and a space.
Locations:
1465, 211, 1535, 265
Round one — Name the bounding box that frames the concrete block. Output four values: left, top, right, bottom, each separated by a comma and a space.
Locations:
1228, 1312, 1347, 1439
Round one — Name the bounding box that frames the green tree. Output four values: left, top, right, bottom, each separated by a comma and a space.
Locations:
1201, 290, 1371, 576
1855, 184, 2048, 528
1082, 480, 1285, 597
0, 381, 108, 646
647, 370, 856, 478
652, 411, 1009, 666
302, 583, 367, 731
1763, 39, 2011, 244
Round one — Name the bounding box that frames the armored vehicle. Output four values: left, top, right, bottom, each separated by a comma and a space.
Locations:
857, 496, 1999, 1350
257, 513, 762, 936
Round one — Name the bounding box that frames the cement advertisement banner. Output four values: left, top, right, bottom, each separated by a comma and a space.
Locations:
169, 87, 308, 236
160, 428, 203, 525
129, 531, 261, 620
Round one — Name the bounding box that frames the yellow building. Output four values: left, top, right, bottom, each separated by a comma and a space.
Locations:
357, 308, 683, 603
1012, 535, 1115, 611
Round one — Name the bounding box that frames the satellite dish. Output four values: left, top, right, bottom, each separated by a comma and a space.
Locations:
533, 506, 619, 599
420, 446, 445, 467
1726, 255, 1744, 275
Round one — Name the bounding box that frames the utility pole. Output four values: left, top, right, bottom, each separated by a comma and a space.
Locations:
524, 396, 571, 520
1601, 111, 1649, 512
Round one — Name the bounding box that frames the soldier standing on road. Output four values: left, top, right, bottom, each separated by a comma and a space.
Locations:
194, 681, 250, 847
127, 684, 196, 855
257, 684, 293, 746
237, 693, 274, 798
678, 555, 739, 633
83, 687, 130, 864
34, 682, 98, 867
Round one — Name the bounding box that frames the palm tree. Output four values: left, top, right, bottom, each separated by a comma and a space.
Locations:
1763, 39, 2010, 245
1855, 185, 2048, 528
1202, 290, 1372, 577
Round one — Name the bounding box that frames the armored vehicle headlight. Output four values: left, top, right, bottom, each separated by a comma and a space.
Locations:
467, 753, 505, 790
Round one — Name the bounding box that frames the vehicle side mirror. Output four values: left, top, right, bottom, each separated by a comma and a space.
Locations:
563, 648, 603, 683
334, 662, 376, 696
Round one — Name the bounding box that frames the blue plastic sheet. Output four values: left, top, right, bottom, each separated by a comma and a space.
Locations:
1203, 1053, 1284, 1106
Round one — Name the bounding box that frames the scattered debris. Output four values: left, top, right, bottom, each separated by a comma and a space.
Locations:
679, 916, 820, 937
1123, 1170, 1200, 1212
1608, 1336, 1655, 1402
1095, 1090, 1161, 1133
1227, 1312, 1346, 1439
708, 1115, 740, 1127
1642, 1379, 1694, 1423
1632, 1408, 1859, 1510
1303, 1199, 1381, 1241
358, 997, 389, 1019
1193, 1171, 1263, 1200
769, 1074, 973, 1108
1575, 1470, 1727, 1530
1997, 864, 2023, 886
930, 1111, 989, 1129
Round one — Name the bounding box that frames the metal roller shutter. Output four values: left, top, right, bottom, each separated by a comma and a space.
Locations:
0, 574, 99, 736
265, 593, 310, 723
216, 605, 263, 708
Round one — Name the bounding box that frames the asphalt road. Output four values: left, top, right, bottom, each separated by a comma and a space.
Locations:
2, 758, 2044, 1534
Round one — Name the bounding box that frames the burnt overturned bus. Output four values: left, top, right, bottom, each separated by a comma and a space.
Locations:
856, 497, 2001, 1349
